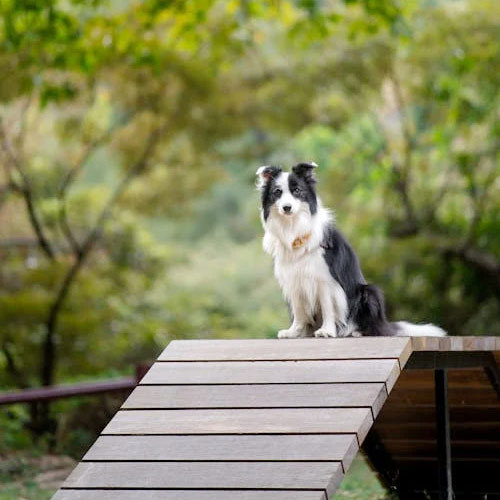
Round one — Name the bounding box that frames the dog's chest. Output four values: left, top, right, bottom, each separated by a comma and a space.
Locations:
274, 248, 330, 304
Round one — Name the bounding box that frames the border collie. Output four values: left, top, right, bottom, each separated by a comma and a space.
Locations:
257, 162, 446, 338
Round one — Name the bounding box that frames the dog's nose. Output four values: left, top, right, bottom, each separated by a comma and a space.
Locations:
283, 205, 292, 213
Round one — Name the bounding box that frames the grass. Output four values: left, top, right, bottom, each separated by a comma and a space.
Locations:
334, 454, 393, 500
0, 483, 53, 500
0, 453, 74, 500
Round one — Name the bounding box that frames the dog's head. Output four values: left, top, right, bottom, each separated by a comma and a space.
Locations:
256, 162, 318, 221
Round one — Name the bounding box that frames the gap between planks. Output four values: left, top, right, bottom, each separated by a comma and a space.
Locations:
99, 431, 368, 448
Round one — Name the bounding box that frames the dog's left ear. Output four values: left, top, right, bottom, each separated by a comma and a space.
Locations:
256, 165, 281, 189
292, 162, 318, 182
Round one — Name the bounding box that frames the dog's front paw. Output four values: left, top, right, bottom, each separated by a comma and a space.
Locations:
278, 328, 304, 339
314, 327, 337, 338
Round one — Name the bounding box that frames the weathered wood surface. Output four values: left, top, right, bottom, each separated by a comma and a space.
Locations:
53, 491, 327, 500
83, 434, 359, 465
56, 336, 499, 500
62, 462, 343, 494
102, 408, 374, 442
376, 422, 500, 441
141, 359, 401, 391
364, 340, 500, 499
411, 335, 500, 352
159, 337, 412, 366
122, 382, 387, 415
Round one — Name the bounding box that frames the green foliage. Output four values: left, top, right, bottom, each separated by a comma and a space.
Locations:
333, 455, 393, 499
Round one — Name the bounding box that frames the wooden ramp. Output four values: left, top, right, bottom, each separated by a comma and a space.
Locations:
364, 336, 500, 499
53, 336, 499, 500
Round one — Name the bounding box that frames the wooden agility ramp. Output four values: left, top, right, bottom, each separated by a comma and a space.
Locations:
53, 336, 499, 500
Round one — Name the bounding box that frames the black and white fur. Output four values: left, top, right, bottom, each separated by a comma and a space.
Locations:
257, 162, 446, 338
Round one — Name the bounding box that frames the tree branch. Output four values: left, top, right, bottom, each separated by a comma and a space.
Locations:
57, 142, 99, 256
443, 246, 500, 294
462, 159, 498, 249
57, 115, 138, 257
15, 95, 33, 165
388, 76, 419, 234
0, 119, 56, 261
41, 127, 162, 386
0, 182, 15, 209
2, 341, 29, 389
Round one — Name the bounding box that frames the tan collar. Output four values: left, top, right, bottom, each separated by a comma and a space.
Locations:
292, 232, 311, 249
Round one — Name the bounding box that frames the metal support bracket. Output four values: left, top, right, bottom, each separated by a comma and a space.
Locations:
435, 368, 453, 500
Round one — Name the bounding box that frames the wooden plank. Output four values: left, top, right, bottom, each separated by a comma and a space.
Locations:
103, 408, 374, 443
383, 439, 500, 460
411, 336, 499, 352
375, 422, 500, 441
371, 386, 388, 418
375, 405, 500, 424
53, 491, 326, 500
384, 364, 400, 393
62, 462, 343, 496
122, 383, 386, 409
141, 360, 400, 388
389, 387, 500, 406
83, 434, 359, 465
160, 337, 412, 365
394, 368, 492, 390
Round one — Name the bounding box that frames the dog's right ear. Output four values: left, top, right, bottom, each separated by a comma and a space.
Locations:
291, 162, 318, 182
256, 166, 281, 189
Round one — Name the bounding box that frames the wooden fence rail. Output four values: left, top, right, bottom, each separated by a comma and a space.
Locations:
0, 364, 150, 406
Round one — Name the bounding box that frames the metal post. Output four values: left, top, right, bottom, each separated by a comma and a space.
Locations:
435, 369, 453, 500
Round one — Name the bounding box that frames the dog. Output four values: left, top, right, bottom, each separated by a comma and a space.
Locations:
257, 162, 446, 338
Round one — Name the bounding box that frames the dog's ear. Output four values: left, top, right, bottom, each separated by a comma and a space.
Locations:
256, 165, 281, 189
292, 162, 318, 183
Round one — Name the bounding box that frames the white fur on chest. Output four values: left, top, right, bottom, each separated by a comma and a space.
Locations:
274, 247, 340, 322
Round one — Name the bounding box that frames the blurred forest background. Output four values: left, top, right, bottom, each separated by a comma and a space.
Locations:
0, 0, 498, 498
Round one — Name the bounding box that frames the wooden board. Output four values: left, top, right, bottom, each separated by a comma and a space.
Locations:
364, 338, 500, 499
374, 405, 500, 424
382, 439, 500, 459
411, 336, 500, 352
83, 434, 359, 467
62, 462, 343, 496
160, 337, 412, 367
122, 383, 387, 415
389, 387, 499, 406
142, 360, 400, 392
53, 491, 326, 500
103, 408, 374, 443
394, 368, 493, 389
375, 421, 500, 441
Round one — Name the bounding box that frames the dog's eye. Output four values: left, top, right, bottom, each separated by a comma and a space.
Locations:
273, 189, 282, 197
292, 188, 301, 196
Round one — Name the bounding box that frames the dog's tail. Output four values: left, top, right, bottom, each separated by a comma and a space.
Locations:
351, 284, 397, 336
393, 320, 447, 337
351, 284, 447, 337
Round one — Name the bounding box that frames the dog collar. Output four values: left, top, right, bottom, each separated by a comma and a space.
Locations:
292, 233, 311, 249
